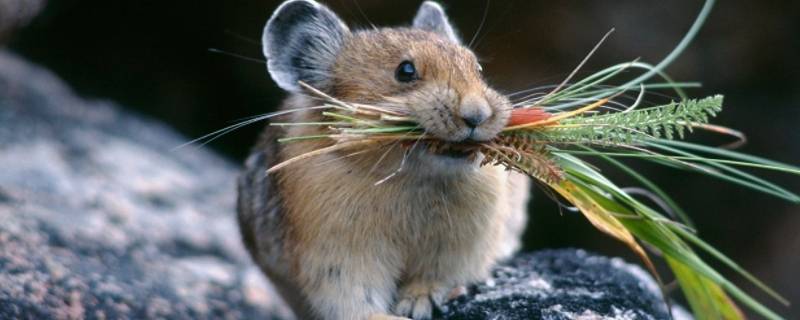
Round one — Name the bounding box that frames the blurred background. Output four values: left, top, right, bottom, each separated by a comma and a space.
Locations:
6, 0, 799, 317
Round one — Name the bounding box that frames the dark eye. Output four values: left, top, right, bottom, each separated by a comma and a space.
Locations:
395, 60, 418, 83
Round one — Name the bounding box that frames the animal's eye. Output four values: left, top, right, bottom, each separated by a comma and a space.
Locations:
395, 61, 418, 83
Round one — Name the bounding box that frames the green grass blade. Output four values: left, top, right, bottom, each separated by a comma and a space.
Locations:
561, 142, 799, 202
645, 141, 800, 202
556, 154, 785, 319
548, 63, 695, 110
576, 146, 695, 228
656, 139, 800, 172
343, 126, 421, 134
558, 150, 800, 175
322, 111, 380, 127
277, 134, 334, 143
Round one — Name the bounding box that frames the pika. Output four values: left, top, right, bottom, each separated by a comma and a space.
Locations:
237, 1, 531, 319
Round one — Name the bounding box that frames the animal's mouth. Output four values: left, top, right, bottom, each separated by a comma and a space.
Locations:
435, 147, 474, 159
422, 141, 481, 159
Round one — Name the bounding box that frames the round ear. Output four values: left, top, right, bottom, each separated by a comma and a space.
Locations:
412, 1, 461, 44
262, 0, 350, 92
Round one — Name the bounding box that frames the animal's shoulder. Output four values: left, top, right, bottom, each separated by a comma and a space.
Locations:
236, 124, 288, 269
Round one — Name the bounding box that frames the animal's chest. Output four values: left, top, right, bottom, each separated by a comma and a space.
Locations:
287, 159, 506, 249
366, 177, 500, 244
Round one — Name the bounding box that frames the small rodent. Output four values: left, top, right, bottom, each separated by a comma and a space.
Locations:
237, 1, 531, 319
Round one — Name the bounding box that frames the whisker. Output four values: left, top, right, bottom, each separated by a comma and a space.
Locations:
440, 192, 454, 230
468, 0, 492, 49
224, 29, 261, 46
368, 141, 402, 175
368, 124, 423, 176
351, 0, 377, 30
313, 148, 375, 168
374, 129, 427, 186
207, 48, 266, 64
507, 85, 559, 98
374, 148, 409, 186
173, 106, 332, 150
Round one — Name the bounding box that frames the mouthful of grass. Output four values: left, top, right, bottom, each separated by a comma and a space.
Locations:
264, 82, 796, 318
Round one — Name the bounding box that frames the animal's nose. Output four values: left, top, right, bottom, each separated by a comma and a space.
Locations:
462, 114, 487, 128
459, 95, 492, 129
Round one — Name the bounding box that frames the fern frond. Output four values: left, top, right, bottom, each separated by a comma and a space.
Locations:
532, 95, 724, 146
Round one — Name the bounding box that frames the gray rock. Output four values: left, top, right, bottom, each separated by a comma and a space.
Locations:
0, 50, 681, 320
0, 0, 46, 41
0, 50, 293, 319
440, 249, 687, 320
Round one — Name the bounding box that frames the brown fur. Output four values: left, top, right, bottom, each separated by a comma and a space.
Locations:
238, 13, 530, 320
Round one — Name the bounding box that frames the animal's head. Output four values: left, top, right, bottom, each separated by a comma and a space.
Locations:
263, 0, 510, 164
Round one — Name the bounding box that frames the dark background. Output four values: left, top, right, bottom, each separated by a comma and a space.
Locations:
8, 0, 799, 317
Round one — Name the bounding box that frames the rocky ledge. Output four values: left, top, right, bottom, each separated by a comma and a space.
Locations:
0, 50, 681, 319
441, 250, 686, 319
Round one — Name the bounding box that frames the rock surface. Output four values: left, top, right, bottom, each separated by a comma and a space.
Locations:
0, 50, 292, 319
0, 50, 680, 320
441, 250, 685, 320
0, 0, 46, 41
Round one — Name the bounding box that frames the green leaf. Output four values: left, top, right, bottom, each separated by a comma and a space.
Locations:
668, 257, 743, 320
553, 153, 785, 320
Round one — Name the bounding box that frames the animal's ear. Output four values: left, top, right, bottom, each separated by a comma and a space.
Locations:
412, 1, 460, 44
262, 0, 350, 92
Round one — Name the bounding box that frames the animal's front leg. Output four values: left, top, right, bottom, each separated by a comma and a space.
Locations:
368, 314, 411, 320
393, 251, 491, 319
297, 243, 404, 320
393, 280, 453, 320
393, 220, 499, 319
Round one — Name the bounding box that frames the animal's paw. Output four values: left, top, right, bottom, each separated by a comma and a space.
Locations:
368, 313, 411, 320
393, 282, 452, 320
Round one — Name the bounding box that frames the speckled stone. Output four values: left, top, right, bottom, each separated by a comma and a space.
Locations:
0, 50, 292, 320
440, 249, 689, 320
